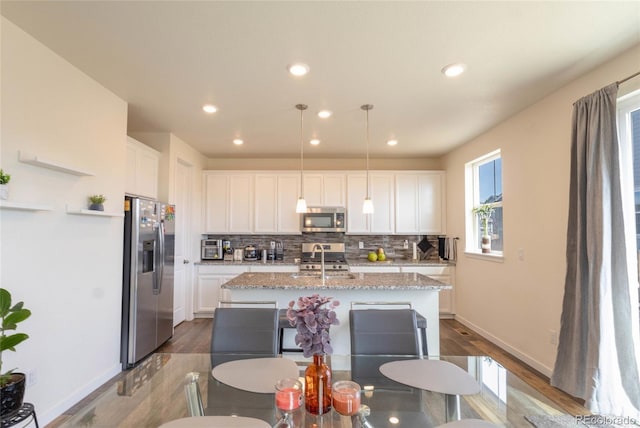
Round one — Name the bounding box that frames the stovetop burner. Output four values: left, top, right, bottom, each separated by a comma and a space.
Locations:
299, 242, 348, 271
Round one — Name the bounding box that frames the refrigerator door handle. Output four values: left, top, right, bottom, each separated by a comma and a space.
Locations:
156, 219, 165, 295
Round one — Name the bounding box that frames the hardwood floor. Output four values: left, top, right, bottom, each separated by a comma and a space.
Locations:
46, 318, 587, 426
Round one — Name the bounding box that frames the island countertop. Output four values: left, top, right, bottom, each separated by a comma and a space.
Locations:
221, 271, 451, 290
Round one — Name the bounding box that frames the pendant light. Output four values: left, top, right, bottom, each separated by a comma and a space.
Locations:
295, 104, 308, 213
361, 104, 374, 214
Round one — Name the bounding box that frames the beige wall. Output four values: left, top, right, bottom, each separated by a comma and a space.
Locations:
1, 17, 128, 424
443, 43, 640, 375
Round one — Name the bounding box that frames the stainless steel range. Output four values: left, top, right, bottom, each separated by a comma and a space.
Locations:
300, 242, 349, 272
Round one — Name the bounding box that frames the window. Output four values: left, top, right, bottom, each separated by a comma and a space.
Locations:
465, 150, 503, 255
617, 89, 640, 250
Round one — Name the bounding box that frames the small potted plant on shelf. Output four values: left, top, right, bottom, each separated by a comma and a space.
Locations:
472, 203, 495, 253
0, 288, 31, 417
0, 169, 11, 201
88, 194, 106, 211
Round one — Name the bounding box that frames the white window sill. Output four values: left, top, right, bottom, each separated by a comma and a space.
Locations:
464, 251, 505, 263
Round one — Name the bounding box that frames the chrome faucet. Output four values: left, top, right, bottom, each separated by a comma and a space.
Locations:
311, 244, 326, 285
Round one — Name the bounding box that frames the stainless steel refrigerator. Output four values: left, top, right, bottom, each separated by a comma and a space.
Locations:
121, 196, 175, 368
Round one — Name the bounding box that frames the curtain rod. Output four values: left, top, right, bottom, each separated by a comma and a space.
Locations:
617, 71, 640, 85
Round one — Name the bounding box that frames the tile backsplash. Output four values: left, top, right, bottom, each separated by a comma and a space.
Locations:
204, 233, 441, 261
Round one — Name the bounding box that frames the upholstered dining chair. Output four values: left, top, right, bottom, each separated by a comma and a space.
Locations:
207, 305, 280, 422
210, 305, 280, 366
348, 308, 433, 426
350, 301, 429, 355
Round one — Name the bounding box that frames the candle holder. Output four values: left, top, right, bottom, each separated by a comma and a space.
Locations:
332, 380, 361, 416
273, 378, 303, 427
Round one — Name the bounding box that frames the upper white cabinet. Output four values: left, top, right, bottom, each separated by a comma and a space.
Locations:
125, 137, 159, 200
204, 170, 445, 235
395, 172, 446, 234
277, 174, 302, 233
254, 173, 301, 234
204, 172, 253, 233
346, 173, 395, 234
303, 173, 346, 207
204, 171, 300, 234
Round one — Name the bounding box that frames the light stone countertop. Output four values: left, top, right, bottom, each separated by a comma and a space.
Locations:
196, 258, 453, 267
221, 271, 451, 290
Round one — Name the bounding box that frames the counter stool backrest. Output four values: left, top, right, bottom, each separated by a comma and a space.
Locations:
349, 308, 420, 356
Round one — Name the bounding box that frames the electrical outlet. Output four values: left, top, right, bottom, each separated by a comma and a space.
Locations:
517, 248, 525, 261
26, 369, 37, 387
359, 241, 364, 249
549, 330, 558, 345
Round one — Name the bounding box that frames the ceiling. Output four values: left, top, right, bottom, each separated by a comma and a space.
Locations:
2, 1, 639, 159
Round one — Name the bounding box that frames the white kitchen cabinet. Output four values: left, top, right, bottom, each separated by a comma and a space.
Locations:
229, 174, 253, 233
400, 265, 455, 317
277, 174, 302, 233
303, 173, 346, 207
195, 265, 248, 316
203, 172, 253, 233
204, 171, 300, 234
125, 136, 159, 199
254, 174, 278, 233
253, 173, 301, 234
395, 172, 446, 234
346, 173, 395, 234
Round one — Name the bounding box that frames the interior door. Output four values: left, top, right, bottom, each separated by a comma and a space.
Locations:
173, 159, 192, 325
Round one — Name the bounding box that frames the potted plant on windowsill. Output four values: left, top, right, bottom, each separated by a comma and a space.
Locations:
0, 288, 31, 417
0, 169, 11, 201
472, 203, 495, 253
88, 194, 106, 211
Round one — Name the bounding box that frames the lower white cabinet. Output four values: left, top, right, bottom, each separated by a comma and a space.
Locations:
195, 265, 248, 316
400, 265, 455, 317
194, 264, 298, 316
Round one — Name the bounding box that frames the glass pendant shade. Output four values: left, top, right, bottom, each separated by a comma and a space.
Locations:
362, 197, 374, 214
296, 197, 307, 213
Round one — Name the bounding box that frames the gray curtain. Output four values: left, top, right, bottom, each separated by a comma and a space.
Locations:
551, 83, 640, 418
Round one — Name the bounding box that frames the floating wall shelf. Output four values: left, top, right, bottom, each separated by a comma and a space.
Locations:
18, 151, 95, 176
0, 200, 54, 211
65, 205, 123, 218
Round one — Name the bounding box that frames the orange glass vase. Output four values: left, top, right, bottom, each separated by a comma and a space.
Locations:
304, 354, 332, 415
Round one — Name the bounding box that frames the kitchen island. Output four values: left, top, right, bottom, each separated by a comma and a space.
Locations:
221, 272, 450, 356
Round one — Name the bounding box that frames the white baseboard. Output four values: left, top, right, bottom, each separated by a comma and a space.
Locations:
453, 314, 554, 377
39, 363, 122, 426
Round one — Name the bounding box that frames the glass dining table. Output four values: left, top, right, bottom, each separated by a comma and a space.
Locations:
56, 353, 567, 428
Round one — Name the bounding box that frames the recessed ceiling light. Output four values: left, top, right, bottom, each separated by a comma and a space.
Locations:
387, 139, 398, 146
310, 139, 320, 145
441, 63, 466, 77
202, 104, 218, 113
318, 110, 332, 119
288, 63, 310, 76
233, 139, 243, 145
389, 416, 400, 424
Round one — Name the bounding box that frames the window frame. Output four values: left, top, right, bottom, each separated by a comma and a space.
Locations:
617, 89, 640, 257
465, 149, 504, 260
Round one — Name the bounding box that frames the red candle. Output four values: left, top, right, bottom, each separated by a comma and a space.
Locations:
332, 381, 361, 416
276, 386, 302, 411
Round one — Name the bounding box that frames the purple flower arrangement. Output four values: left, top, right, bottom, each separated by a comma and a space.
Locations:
287, 294, 340, 358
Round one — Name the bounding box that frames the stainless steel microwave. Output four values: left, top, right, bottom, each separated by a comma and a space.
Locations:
301, 207, 346, 232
